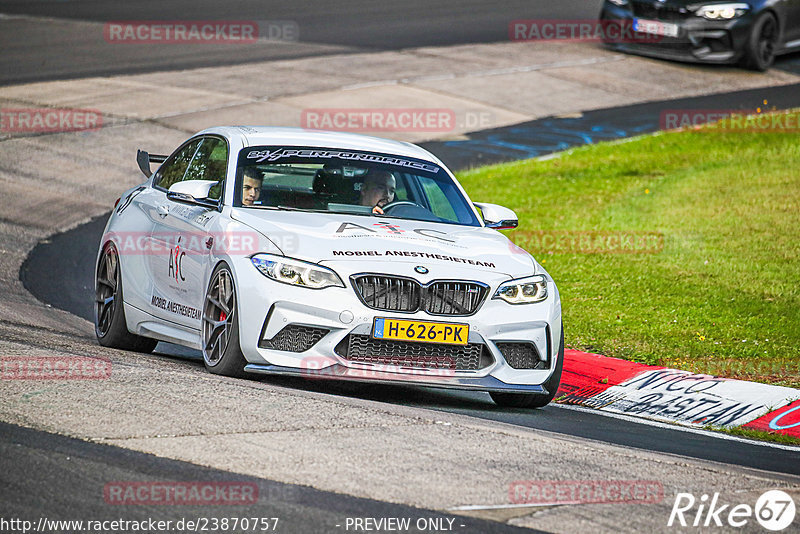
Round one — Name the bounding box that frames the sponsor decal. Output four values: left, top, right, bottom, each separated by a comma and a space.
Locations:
596, 369, 799, 428
1, 356, 111, 380
245, 148, 440, 174
104, 482, 258, 505
169, 236, 185, 282
1, 108, 102, 133
151, 295, 201, 320
334, 222, 457, 244
331, 249, 496, 268
509, 480, 663, 505
668, 490, 796, 530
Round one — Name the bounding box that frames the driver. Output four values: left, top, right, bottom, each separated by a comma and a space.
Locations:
242, 168, 263, 206
359, 169, 396, 215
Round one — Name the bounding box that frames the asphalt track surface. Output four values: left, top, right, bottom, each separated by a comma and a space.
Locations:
21, 83, 800, 478
7, 2, 800, 530
0, 0, 602, 85
0, 422, 539, 534
2, 0, 799, 85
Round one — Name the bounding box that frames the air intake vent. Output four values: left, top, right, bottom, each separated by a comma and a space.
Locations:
334, 334, 492, 371
495, 342, 548, 369
260, 325, 328, 352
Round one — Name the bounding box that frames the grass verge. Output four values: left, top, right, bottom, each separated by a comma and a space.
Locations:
458, 110, 800, 390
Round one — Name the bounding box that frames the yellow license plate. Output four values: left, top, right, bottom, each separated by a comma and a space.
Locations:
372, 318, 469, 345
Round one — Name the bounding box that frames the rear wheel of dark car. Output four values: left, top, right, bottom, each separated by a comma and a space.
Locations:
490, 327, 564, 408
95, 242, 158, 353
741, 12, 779, 71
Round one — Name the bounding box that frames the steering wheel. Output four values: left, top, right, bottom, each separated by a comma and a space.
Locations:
380, 200, 424, 213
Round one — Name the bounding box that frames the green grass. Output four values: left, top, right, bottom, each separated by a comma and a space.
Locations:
706, 424, 800, 446
457, 111, 800, 389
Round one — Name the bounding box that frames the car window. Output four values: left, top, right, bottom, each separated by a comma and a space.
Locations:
154, 139, 201, 191
184, 138, 228, 200
234, 146, 480, 226
155, 137, 227, 200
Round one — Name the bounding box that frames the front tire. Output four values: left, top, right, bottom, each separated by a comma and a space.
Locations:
741, 13, 779, 71
95, 242, 157, 353
202, 263, 248, 377
490, 326, 564, 408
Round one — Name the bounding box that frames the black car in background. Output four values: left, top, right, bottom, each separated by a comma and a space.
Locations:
600, 0, 800, 70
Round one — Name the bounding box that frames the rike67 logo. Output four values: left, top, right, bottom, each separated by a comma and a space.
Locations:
668, 490, 796, 531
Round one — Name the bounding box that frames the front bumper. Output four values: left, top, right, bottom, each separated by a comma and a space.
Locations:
233, 257, 562, 393
600, 3, 757, 64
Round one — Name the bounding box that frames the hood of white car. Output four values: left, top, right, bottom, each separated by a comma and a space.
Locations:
230, 209, 536, 278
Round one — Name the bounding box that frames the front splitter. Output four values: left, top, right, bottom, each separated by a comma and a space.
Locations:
243, 363, 548, 394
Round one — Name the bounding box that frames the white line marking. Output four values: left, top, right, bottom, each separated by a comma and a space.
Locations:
450, 503, 561, 511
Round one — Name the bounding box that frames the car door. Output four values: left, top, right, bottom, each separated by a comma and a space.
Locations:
149, 136, 228, 330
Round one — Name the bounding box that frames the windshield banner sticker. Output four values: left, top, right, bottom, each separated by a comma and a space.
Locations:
245, 147, 440, 174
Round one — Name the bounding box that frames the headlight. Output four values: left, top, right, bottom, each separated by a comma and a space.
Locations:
607, 0, 629, 6
493, 275, 548, 304
692, 3, 749, 19
250, 254, 344, 289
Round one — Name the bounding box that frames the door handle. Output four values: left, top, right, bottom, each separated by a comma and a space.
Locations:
156, 204, 169, 218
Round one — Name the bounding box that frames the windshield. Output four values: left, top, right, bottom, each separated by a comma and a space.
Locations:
234, 146, 481, 226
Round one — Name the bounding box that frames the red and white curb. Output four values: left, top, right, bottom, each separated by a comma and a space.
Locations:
556, 350, 800, 440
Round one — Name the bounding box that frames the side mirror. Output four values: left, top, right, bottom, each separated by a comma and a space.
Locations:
167, 180, 220, 209
473, 202, 519, 230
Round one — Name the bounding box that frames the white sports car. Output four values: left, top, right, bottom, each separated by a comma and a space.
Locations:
95, 127, 563, 407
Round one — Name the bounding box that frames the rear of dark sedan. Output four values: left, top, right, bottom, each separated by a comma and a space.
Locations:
600, 0, 800, 70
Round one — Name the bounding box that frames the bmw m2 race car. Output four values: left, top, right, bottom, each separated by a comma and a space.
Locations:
95, 127, 563, 407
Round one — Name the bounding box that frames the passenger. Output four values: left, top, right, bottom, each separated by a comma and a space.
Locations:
242, 168, 263, 206
359, 169, 396, 215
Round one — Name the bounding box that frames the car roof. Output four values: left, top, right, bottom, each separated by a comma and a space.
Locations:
196, 126, 446, 167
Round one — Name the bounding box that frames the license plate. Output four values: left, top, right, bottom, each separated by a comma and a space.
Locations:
633, 18, 679, 38
372, 318, 469, 346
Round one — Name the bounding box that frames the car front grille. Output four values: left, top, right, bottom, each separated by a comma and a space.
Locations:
352, 275, 488, 316
631, 1, 687, 22
259, 324, 328, 352
334, 334, 492, 371
495, 342, 549, 370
